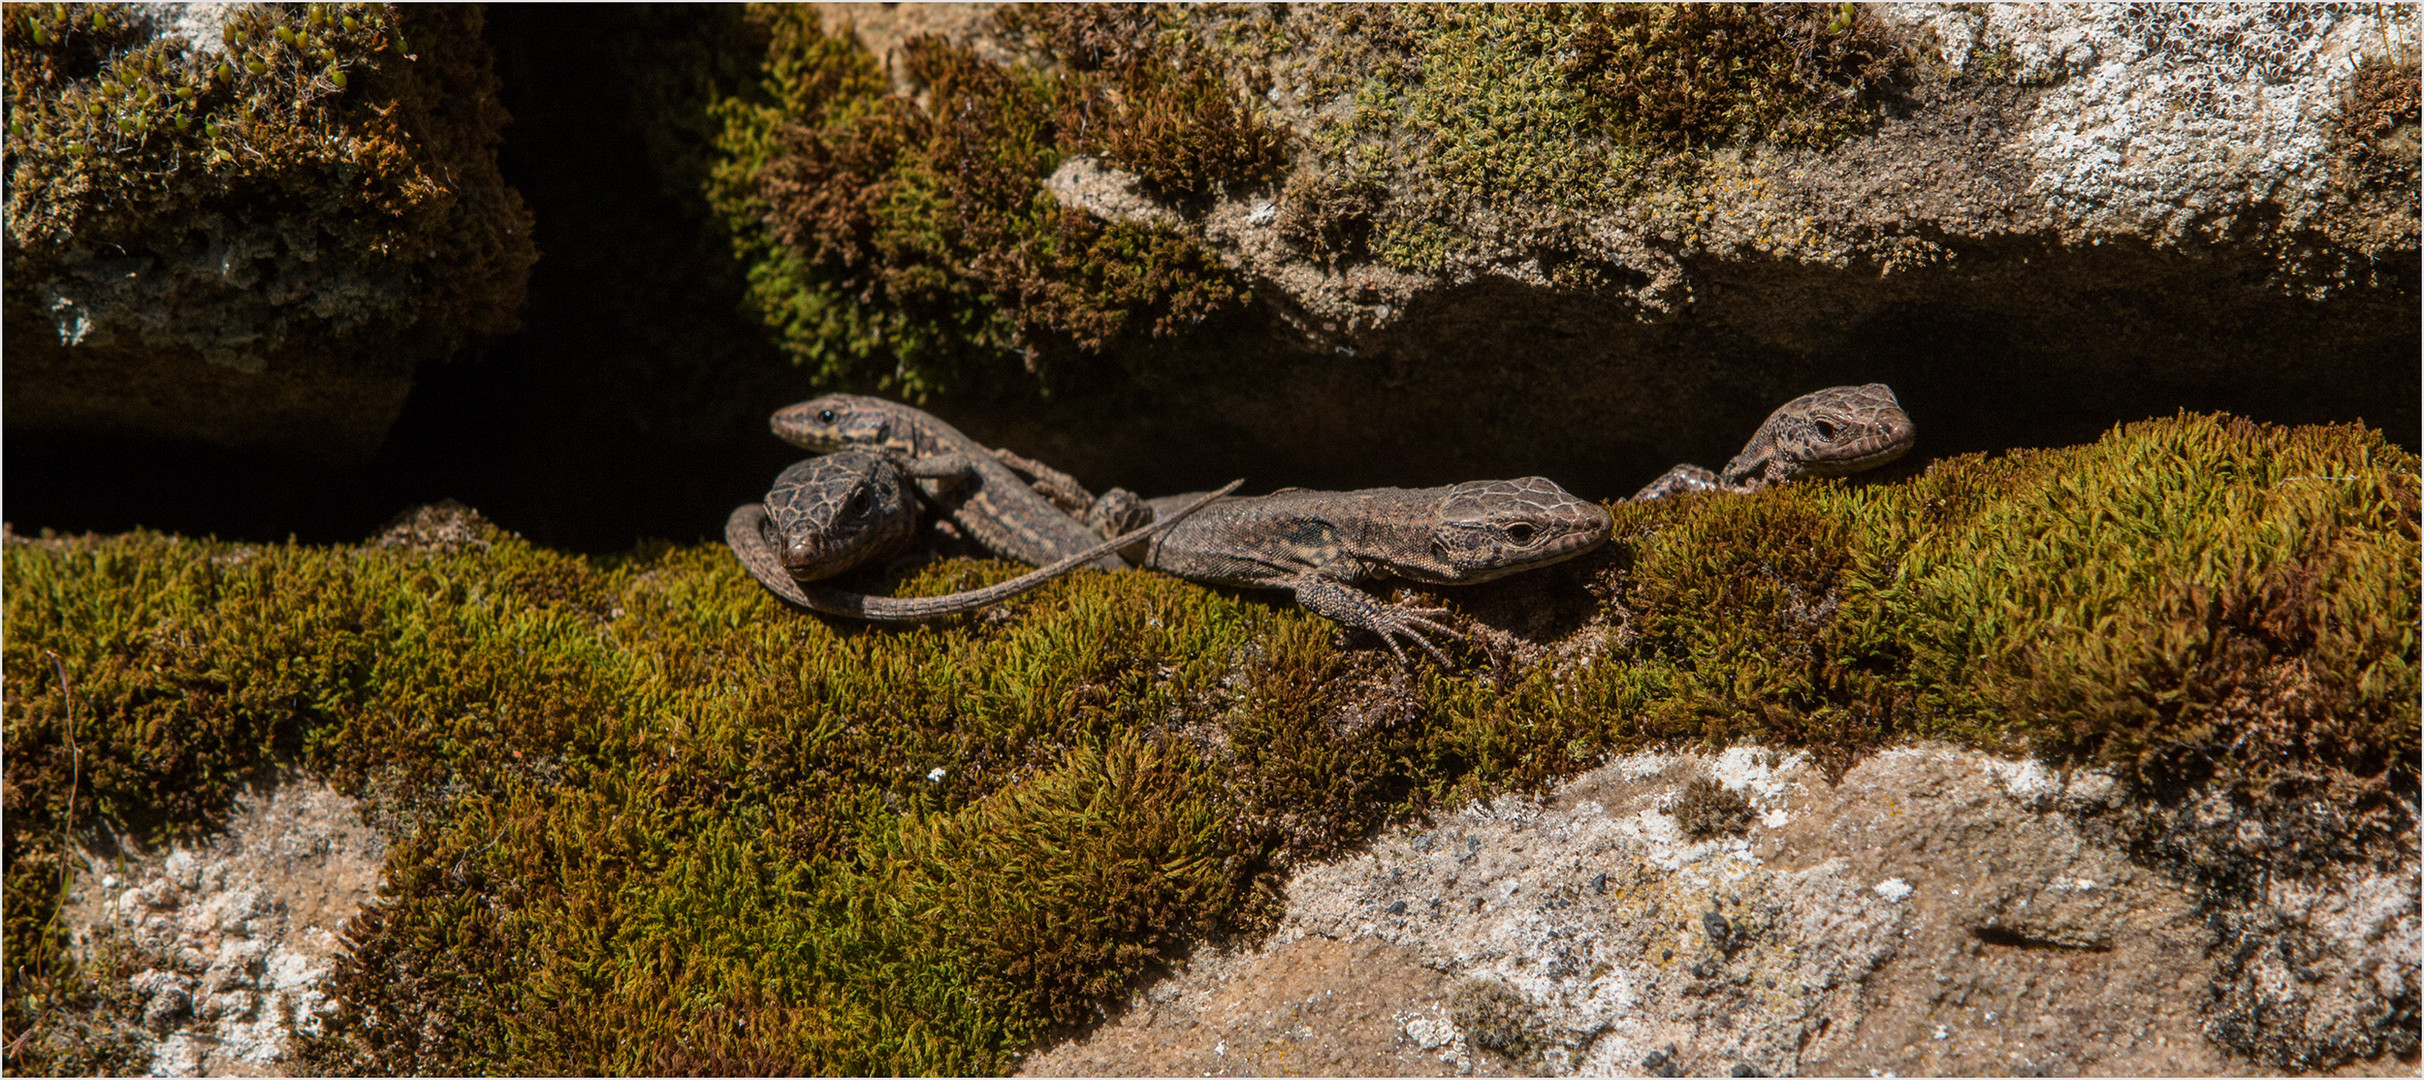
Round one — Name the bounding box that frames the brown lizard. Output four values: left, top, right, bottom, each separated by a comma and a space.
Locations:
724, 449, 1239, 620
769, 394, 1141, 569
768, 396, 1609, 662
1630, 383, 1916, 500
1121, 477, 1612, 664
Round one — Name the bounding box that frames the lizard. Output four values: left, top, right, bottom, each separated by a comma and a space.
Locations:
768, 396, 1610, 663
768, 394, 1143, 570
1629, 383, 1916, 501
1116, 477, 1612, 665
724, 449, 1241, 621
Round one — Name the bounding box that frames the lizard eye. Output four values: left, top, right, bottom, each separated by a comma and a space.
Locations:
819, 408, 839, 424
1506, 522, 1537, 545
1813, 420, 1839, 440
847, 489, 869, 515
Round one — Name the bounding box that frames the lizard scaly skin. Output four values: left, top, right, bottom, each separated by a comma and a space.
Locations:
726, 455, 1241, 620
1631, 383, 1916, 500
756, 451, 925, 581
770, 394, 1138, 569
1128, 477, 1612, 665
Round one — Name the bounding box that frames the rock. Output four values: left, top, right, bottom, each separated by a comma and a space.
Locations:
703, 4, 2417, 501
1020, 746, 2422, 1077
57, 774, 388, 1077
2, 3, 535, 465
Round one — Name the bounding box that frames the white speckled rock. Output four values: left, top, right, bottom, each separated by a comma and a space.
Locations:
1023, 745, 2420, 1077
63, 775, 387, 1077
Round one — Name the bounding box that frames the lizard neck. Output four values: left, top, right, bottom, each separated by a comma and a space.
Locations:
1337, 489, 1455, 579
1719, 434, 1786, 488
895, 411, 973, 457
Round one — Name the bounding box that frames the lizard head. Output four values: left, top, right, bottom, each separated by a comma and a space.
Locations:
770, 394, 913, 455
1719, 383, 1914, 489
1419, 477, 1612, 584
763, 451, 921, 581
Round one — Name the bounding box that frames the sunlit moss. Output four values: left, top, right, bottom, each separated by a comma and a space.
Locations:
1281, 3, 1907, 271
687, 4, 1916, 393
5, 414, 2414, 1072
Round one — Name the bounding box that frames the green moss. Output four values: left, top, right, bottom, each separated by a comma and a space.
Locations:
1884, 418, 2421, 818
702, 5, 1268, 401
1288, 5, 1626, 272
2, 2, 534, 373
1273, 3, 1909, 271
5, 414, 2415, 1072
1565, 3, 1907, 150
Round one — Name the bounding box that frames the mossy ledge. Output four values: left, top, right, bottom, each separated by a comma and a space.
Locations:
705, 3, 1276, 401
5, 413, 2417, 1073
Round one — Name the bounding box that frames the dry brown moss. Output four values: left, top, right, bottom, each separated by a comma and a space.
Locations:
1566, 2, 1910, 150
2319, 54, 2421, 257
1006, 3, 1289, 201
1674, 777, 1756, 840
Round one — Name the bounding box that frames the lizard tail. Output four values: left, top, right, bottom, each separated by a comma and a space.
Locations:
730, 478, 1245, 621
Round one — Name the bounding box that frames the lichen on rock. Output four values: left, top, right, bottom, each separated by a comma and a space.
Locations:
3, 2, 535, 459
1885, 3, 2420, 261
58, 776, 386, 1076
1026, 744, 2420, 1077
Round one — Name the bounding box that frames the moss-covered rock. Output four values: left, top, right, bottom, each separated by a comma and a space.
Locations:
4, 412, 2414, 1072
3, 2, 534, 461
675, 3, 2415, 508
699, 4, 1272, 400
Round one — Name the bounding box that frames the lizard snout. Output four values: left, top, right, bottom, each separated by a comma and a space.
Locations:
782, 530, 853, 580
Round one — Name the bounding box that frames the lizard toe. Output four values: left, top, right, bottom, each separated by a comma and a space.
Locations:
1371, 607, 1463, 667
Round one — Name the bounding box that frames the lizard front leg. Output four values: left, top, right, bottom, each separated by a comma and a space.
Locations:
1289, 575, 1462, 666
1630, 463, 1730, 501
990, 447, 1092, 513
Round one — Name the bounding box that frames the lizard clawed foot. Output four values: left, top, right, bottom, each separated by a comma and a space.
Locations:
1364, 598, 1463, 667
1293, 577, 1466, 667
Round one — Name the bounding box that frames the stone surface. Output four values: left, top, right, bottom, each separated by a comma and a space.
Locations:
1020, 746, 2420, 1077
790, 3, 2417, 505
61, 775, 387, 1077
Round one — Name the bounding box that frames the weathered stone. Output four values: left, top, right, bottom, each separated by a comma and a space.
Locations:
721, 4, 2417, 502
1021, 746, 2422, 1076
3, 3, 535, 464
58, 775, 388, 1077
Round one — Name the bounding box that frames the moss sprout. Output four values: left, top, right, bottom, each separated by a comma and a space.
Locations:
1674, 777, 1756, 840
